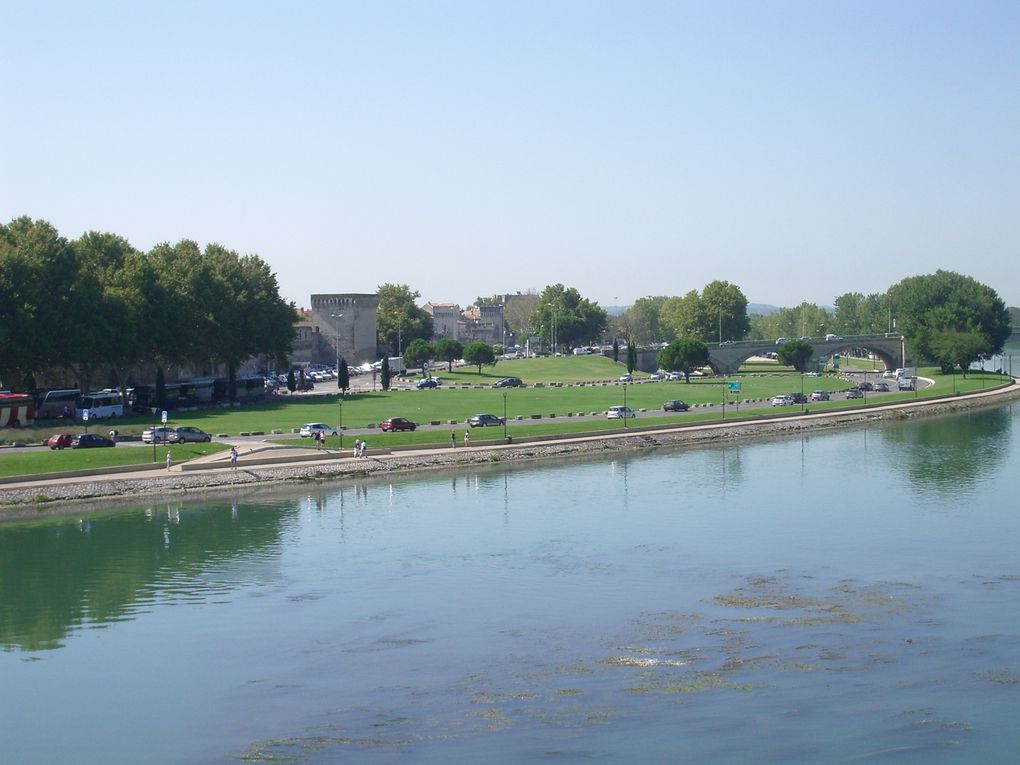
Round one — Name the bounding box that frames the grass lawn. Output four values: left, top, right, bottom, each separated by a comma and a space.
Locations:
0, 442, 228, 478
0, 356, 1010, 476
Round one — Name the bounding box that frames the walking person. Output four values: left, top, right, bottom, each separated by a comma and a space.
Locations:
166, 450, 172, 471
230, 446, 238, 469
360, 439, 367, 457
463, 430, 470, 448
451, 432, 456, 449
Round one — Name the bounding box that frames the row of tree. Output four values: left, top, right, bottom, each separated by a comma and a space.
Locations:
0, 217, 296, 394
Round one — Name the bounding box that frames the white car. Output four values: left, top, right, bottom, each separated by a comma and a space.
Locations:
666, 372, 682, 381
771, 395, 794, 407
619, 374, 633, 382
607, 406, 636, 419
648, 372, 664, 381
299, 423, 338, 438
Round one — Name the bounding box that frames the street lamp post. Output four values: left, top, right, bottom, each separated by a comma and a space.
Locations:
502, 389, 508, 441
331, 312, 344, 448
623, 381, 628, 428
719, 305, 723, 344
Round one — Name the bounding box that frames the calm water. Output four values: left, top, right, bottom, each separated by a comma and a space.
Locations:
2, 405, 1019, 764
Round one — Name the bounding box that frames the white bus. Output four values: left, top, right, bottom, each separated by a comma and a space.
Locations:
75, 390, 124, 420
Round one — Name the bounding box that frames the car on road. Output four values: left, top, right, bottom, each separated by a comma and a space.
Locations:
789, 392, 808, 404
619, 374, 633, 382
825, 334, 843, 342
169, 426, 212, 443
666, 372, 683, 380
415, 378, 440, 389
467, 413, 505, 428
771, 395, 794, 406
898, 377, 915, 391
809, 390, 830, 402
299, 423, 338, 438
379, 417, 417, 432
648, 372, 664, 381
662, 400, 690, 412
719, 340, 736, 346
873, 381, 890, 392
142, 426, 174, 444
607, 406, 636, 419
858, 381, 874, 391
71, 433, 115, 448
493, 377, 523, 388
846, 387, 864, 399
47, 433, 75, 450
775, 338, 789, 345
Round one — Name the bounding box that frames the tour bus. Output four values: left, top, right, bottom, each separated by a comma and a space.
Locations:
34, 388, 82, 419
75, 390, 125, 420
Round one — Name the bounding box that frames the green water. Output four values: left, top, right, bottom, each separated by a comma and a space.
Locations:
2, 405, 1018, 763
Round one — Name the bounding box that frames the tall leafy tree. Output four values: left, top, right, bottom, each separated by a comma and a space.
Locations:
433, 338, 464, 372
623, 296, 669, 345
887, 271, 1011, 363
929, 330, 987, 376
462, 341, 496, 374
529, 284, 607, 350
657, 339, 709, 382
380, 355, 391, 391
377, 283, 433, 355
626, 342, 638, 374
659, 291, 703, 340
701, 280, 751, 343
403, 338, 434, 376
777, 339, 814, 372
337, 356, 350, 392
503, 291, 539, 342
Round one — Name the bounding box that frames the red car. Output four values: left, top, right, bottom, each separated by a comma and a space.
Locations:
379, 417, 417, 432
47, 433, 75, 450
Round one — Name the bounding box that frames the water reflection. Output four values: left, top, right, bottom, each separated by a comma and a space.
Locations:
881, 407, 1012, 497
0, 500, 292, 651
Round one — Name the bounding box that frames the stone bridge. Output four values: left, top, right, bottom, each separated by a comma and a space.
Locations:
634, 334, 906, 376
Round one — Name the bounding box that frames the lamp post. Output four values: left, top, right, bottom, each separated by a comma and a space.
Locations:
718, 305, 723, 344
502, 389, 508, 441
331, 312, 344, 449
623, 381, 628, 428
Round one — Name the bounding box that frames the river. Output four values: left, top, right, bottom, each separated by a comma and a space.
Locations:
2, 403, 1018, 764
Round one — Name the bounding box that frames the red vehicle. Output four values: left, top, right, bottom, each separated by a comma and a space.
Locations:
379, 417, 417, 432
47, 433, 75, 450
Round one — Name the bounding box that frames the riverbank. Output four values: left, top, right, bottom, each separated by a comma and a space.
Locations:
2, 381, 1017, 521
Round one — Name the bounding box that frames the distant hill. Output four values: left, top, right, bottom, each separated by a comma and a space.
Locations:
748, 303, 780, 315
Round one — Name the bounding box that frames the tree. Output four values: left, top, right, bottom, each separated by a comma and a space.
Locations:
612, 338, 619, 364
337, 356, 349, 392
287, 369, 296, 393
657, 339, 709, 382
623, 296, 669, 345
433, 338, 464, 372
403, 338, 434, 376
376, 283, 433, 355
380, 355, 391, 391
155, 366, 167, 410
529, 284, 608, 350
659, 291, 703, 340
929, 330, 987, 377
626, 343, 638, 374
777, 339, 814, 372
463, 342, 496, 374
701, 280, 751, 343
887, 271, 1011, 364
503, 291, 539, 342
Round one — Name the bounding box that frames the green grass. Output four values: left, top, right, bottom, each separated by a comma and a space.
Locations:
0, 442, 228, 478
0, 357, 1010, 477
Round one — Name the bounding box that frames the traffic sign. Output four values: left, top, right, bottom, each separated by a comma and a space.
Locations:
161, 410, 168, 423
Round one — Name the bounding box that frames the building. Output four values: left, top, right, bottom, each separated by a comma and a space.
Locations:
461, 303, 505, 346
307, 293, 380, 366
424, 303, 461, 341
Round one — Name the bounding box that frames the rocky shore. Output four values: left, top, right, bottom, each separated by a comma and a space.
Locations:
2, 383, 1017, 522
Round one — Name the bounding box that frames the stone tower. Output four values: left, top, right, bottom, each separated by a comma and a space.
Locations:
310, 293, 379, 365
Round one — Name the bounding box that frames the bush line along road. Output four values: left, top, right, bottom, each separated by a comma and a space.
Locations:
0, 355, 1013, 483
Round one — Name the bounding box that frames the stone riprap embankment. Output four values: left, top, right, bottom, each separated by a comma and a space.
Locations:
2, 381, 1017, 521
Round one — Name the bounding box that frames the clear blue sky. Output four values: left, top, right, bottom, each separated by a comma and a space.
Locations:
3, 1, 1017, 310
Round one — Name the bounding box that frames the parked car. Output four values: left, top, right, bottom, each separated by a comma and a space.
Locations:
493, 377, 523, 388
71, 433, 115, 448
662, 400, 690, 412
619, 374, 633, 382
809, 390, 830, 402
416, 378, 440, 389
789, 392, 808, 404
169, 426, 212, 443
771, 395, 794, 406
379, 417, 417, 432
299, 423, 338, 438
846, 387, 864, 399
47, 433, 75, 450
607, 406, 636, 419
142, 426, 174, 444
468, 413, 505, 427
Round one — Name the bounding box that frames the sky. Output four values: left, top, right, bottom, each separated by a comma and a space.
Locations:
2, 1, 1017, 311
